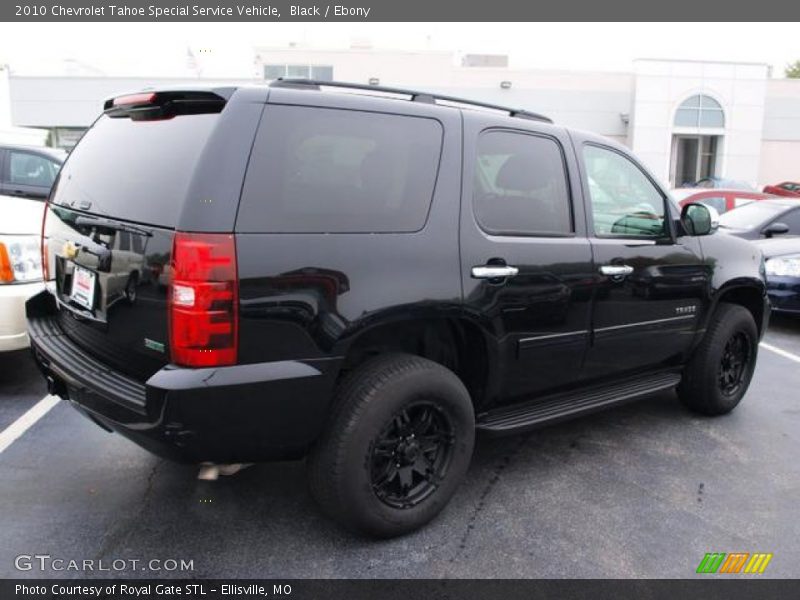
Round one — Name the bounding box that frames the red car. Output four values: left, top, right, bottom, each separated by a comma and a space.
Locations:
763, 182, 800, 198
671, 188, 777, 214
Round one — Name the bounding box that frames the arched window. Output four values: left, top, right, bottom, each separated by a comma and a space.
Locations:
674, 95, 725, 128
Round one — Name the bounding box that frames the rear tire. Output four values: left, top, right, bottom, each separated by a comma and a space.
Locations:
124, 273, 138, 304
307, 353, 475, 538
678, 303, 758, 416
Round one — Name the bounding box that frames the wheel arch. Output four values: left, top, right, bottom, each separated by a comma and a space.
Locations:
334, 313, 499, 411
708, 279, 768, 338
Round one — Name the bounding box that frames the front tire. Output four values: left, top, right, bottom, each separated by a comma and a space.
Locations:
678, 303, 758, 415
307, 354, 475, 538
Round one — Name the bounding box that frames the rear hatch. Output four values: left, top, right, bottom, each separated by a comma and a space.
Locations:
44, 91, 227, 380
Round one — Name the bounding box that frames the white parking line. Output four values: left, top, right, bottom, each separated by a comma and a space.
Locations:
0, 344, 796, 456
0, 395, 60, 455
760, 342, 800, 365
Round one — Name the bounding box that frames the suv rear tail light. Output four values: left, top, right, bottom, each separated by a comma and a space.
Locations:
169, 232, 238, 367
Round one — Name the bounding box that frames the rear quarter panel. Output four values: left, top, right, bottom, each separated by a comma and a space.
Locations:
178, 87, 268, 232
234, 91, 464, 364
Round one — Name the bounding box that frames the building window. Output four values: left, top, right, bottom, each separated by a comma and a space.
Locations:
48, 127, 86, 151
263, 64, 333, 81
674, 95, 725, 128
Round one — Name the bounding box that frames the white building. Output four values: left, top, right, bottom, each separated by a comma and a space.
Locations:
4, 48, 800, 188
0, 65, 47, 146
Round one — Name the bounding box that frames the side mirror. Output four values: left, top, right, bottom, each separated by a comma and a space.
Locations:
762, 221, 790, 238
681, 202, 719, 236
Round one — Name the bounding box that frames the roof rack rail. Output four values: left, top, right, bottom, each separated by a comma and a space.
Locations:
270, 78, 553, 124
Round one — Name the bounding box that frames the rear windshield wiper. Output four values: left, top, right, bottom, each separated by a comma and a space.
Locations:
75, 215, 153, 237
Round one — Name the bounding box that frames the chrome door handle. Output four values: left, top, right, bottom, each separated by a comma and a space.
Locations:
600, 265, 634, 277
471, 265, 519, 279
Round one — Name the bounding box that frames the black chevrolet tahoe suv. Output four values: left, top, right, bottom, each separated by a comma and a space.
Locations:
27, 80, 769, 537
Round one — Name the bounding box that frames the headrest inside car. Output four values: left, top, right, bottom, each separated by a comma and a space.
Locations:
496, 154, 550, 192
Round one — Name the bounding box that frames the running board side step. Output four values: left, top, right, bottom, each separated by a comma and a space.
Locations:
476, 372, 682, 435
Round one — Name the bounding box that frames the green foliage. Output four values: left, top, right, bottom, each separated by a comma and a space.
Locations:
786, 60, 800, 79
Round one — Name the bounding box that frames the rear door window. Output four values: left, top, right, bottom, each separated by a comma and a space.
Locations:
237, 105, 443, 233
51, 113, 219, 227
473, 130, 572, 236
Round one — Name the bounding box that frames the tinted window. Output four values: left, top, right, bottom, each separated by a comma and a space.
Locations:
777, 208, 800, 234
719, 202, 786, 230
51, 114, 219, 226
584, 145, 666, 238
473, 131, 572, 235
9, 151, 60, 188
238, 105, 443, 233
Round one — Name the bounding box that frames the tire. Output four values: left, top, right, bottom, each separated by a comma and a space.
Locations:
124, 273, 138, 304
307, 353, 475, 538
678, 303, 758, 416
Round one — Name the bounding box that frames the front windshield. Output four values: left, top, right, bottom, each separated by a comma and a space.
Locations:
719, 202, 784, 230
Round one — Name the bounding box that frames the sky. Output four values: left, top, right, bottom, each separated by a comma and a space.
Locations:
0, 22, 798, 78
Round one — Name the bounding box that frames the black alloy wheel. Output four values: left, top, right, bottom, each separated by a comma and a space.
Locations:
370, 402, 455, 509
718, 331, 752, 397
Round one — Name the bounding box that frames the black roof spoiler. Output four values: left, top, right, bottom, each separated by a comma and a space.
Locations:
103, 88, 234, 120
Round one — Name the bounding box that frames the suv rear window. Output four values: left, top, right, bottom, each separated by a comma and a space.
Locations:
50, 113, 219, 227
237, 105, 443, 233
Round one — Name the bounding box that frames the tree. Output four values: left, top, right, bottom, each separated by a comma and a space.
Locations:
786, 60, 800, 79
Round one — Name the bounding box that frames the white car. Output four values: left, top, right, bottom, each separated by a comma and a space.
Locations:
0, 196, 46, 351
0, 145, 64, 352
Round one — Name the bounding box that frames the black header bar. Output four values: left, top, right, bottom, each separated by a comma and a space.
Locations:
3, 0, 800, 21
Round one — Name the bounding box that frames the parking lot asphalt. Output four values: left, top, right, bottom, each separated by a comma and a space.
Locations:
1, 317, 799, 579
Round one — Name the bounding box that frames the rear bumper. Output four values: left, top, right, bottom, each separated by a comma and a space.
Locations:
0, 282, 44, 352
27, 308, 340, 463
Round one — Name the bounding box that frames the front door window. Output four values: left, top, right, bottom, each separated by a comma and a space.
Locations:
584, 145, 667, 239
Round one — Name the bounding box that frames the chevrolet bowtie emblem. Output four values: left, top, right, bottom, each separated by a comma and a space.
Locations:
63, 241, 79, 259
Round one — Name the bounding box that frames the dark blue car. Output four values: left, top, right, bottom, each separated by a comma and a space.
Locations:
755, 236, 800, 314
